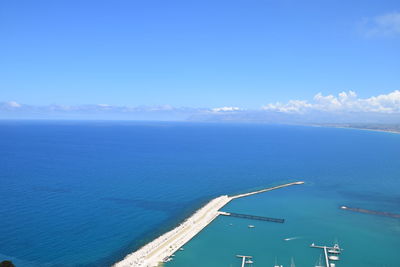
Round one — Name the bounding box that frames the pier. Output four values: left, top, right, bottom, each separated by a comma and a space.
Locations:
114, 181, 304, 267
219, 211, 284, 223
310, 243, 342, 267
236, 255, 253, 267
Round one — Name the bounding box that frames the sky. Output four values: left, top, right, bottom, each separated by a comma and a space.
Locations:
0, 0, 400, 121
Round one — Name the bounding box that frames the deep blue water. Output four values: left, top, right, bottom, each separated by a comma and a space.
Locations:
0, 121, 399, 266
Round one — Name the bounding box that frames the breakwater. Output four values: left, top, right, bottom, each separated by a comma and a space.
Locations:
113, 181, 304, 267
340, 206, 400, 218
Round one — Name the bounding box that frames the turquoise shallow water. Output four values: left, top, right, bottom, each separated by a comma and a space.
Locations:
166, 184, 400, 267
0, 122, 399, 266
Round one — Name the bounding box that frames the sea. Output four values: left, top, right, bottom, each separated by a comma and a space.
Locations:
0, 121, 399, 267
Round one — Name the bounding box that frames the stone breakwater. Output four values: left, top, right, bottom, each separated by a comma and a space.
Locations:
113, 181, 304, 267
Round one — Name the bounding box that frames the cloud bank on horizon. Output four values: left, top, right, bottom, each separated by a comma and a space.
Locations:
262, 90, 400, 114
1, 90, 400, 123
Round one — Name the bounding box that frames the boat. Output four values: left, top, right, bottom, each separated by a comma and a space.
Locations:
290, 257, 295, 267
328, 249, 340, 254
179, 247, 184, 251
328, 243, 341, 254
245, 259, 254, 264
274, 257, 283, 267
248, 225, 255, 228
328, 255, 339, 261
314, 254, 324, 267
162, 256, 173, 262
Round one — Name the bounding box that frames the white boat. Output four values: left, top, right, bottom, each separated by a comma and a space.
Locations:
179, 247, 184, 251
328, 255, 339, 261
162, 257, 173, 262
245, 260, 254, 264
328, 249, 340, 254
248, 225, 255, 228
328, 243, 341, 254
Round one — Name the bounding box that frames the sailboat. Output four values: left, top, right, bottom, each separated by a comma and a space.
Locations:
290, 257, 296, 267
315, 254, 324, 267
273, 257, 283, 267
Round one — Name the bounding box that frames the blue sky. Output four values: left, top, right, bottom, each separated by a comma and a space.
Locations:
1, 0, 400, 114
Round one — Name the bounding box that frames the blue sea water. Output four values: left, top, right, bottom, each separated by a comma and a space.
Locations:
0, 121, 399, 266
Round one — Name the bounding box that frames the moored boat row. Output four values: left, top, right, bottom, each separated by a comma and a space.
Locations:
234, 242, 343, 266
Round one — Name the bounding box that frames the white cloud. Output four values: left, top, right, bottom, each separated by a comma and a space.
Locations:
262, 90, 400, 114
211, 106, 241, 112
6, 101, 21, 108
362, 11, 400, 37
263, 100, 312, 114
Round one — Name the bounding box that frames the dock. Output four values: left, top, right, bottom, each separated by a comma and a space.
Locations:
310, 243, 342, 267
236, 255, 253, 267
114, 181, 304, 267
219, 211, 284, 223
323, 247, 330, 267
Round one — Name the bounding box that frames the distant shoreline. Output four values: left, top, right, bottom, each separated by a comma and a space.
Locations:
310, 124, 400, 135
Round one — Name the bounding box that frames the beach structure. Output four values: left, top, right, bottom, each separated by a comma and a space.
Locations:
113, 181, 304, 267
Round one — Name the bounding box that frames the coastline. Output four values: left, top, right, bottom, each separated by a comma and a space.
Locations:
309, 124, 400, 135
113, 181, 304, 267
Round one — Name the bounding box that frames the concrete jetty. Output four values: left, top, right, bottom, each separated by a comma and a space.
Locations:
113, 181, 304, 267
